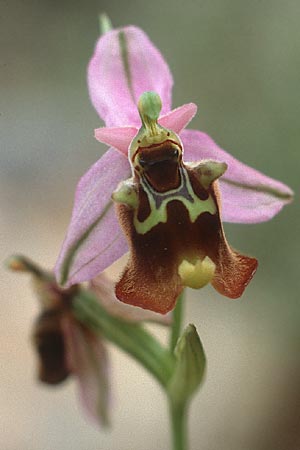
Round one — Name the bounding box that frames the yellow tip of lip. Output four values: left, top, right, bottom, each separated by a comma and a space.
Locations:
178, 257, 215, 289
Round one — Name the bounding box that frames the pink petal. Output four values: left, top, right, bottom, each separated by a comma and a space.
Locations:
181, 129, 293, 223
88, 26, 173, 127
62, 316, 110, 426
158, 103, 197, 133
91, 265, 171, 325
93, 104, 197, 155
94, 126, 137, 155
55, 148, 130, 287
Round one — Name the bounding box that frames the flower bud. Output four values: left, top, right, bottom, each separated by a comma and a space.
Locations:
168, 324, 206, 406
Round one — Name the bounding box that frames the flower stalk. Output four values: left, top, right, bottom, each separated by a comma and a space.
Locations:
99, 13, 112, 35
169, 292, 187, 450
170, 291, 184, 352
169, 400, 188, 450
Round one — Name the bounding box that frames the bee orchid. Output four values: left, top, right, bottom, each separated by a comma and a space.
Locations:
55, 26, 293, 312
113, 92, 258, 313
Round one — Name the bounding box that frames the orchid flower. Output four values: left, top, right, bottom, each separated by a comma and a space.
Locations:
7, 255, 168, 426
55, 26, 293, 313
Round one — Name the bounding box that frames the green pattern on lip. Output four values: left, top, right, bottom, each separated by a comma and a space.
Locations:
134, 166, 216, 235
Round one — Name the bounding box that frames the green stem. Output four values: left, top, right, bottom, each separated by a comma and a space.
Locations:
169, 291, 188, 449
170, 291, 184, 352
99, 13, 113, 35
169, 399, 188, 450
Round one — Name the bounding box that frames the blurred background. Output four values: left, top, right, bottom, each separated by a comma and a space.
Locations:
1, 0, 299, 449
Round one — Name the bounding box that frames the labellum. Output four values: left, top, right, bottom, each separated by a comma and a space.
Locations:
113, 92, 258, 314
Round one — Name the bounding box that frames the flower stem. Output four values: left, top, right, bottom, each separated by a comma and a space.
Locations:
99, 13, 113, 35
168, 291, 188, 450
169, 399, 188, 450
170, 291, 184, 352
